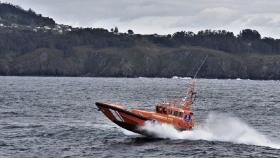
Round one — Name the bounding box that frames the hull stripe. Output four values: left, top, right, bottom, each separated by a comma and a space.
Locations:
96, 102, 149, 121
109, 109, 123, 122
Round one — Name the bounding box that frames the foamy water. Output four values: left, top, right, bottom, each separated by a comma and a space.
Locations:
139, 112, 280, 149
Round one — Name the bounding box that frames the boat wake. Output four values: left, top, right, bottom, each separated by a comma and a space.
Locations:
139, 112, 280, 149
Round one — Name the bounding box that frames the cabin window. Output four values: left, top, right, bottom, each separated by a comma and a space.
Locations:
167, 109, 170, 114
156, 107, 162, 113
173, 111, 178, 116
167, 109, 172, 115
157, 107, 163, 113
162, 108, 167, 114
179, 112, 183, 117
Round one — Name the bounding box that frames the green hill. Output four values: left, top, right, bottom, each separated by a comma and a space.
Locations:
0, 3, 55, 26
1, 3, 280, 79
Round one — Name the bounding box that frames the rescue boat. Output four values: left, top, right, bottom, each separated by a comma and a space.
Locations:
96, 81, 197, 136
96, 56, 207, 136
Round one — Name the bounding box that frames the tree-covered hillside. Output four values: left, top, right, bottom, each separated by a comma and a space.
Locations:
1, 3, 280, 79
0, 3, 55, 26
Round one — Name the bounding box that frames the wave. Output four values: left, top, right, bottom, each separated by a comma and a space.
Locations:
121, 128, 140, 136
139, 112, 280, 149
172, 76, 192, 80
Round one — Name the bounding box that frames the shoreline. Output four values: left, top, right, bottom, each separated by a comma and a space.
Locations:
1, 75, 279, 81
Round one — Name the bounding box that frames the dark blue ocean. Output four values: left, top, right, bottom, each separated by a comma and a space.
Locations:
0, 77, 279, 157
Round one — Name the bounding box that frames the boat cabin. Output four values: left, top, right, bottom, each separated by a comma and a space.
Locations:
155, 104, 193, 120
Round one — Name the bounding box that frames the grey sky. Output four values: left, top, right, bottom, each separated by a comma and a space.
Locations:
3, 0, 280, 38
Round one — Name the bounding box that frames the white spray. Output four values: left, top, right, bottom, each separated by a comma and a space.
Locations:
138, 112, 280, 149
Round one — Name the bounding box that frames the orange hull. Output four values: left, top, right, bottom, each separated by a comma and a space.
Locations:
96, 102, 194, 136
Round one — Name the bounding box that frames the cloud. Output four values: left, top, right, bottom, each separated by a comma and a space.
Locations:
3, 0, 280, 38
169, 7, 239, 29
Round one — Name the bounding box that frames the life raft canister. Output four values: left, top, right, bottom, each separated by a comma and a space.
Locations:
184, 115, 192, 121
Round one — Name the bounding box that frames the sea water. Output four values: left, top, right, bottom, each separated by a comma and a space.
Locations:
0, 77, 279, 157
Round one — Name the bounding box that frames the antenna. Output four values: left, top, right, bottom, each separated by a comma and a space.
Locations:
184, 55, 208, 108
193, 55, 208, 79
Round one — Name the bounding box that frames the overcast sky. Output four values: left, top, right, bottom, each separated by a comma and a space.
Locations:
3, 0, 280, 38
